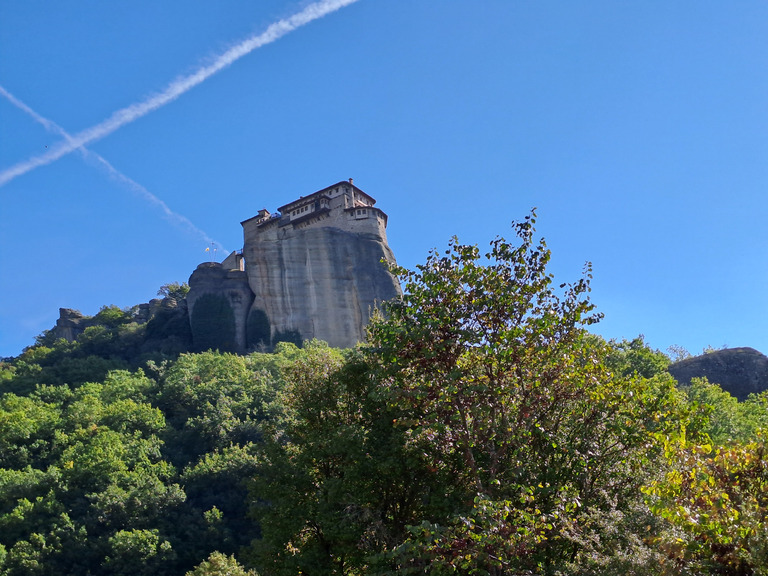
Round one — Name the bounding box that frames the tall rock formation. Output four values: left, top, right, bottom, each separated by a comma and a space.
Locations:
187, 263, 253, 353
187, 180, 401, 351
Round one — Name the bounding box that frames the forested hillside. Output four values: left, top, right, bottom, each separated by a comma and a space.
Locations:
1, 214, 766, 575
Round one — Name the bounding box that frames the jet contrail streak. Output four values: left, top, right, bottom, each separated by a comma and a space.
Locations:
0, 85, 228, 253
0, 0, 360, 188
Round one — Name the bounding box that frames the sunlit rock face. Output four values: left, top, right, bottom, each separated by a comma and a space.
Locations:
669, 347, 768, 401
197, 180, 401, 351
244, 224, 399, 349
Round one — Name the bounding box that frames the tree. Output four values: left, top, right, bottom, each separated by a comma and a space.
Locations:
93, 305, 132, 329
102, 528, 175, 576
186, 552, 258, 576
364, 212, 684, 574
680, 377, 768, 445
157, 282, 190, 304
646, 437, 768, 575
603, 335, 670, 379
251, 213, 686, 575
667, 345, 692, 363
250, 342, 434, 575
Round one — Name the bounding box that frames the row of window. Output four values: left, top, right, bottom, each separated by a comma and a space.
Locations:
292, 205, 312, 217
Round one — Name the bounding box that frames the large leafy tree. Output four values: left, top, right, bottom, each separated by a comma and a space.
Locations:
251, 214, 686, 575
251, 342, 416, 574
364, 213, 684, 574
0, 354, 281, 576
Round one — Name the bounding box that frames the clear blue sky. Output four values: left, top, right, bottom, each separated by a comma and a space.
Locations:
1, 1, 766, 358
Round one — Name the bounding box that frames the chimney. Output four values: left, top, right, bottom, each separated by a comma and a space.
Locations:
348, 178, 353, 185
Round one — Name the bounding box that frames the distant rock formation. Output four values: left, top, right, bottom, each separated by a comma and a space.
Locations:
669, 347, 768, 401
48, 297, 192, 356
52, 308, 88, 342
187, 180, 401, 352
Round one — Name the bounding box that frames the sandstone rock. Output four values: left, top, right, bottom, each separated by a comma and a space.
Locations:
187, 262, 254, 353
189, 181, 401, 351
669, 347, 768, 401
242, 181, 400, 349
51, 308, 87, 342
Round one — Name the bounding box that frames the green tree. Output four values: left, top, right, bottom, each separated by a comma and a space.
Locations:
646, 437, 768, 575
364, 213, 684, 574
681, 377, 768, 445
186, 551, 258, 576
251, 342, 434, 575
251, 214, 686, 575
603, 335, 670, 379
93, 305, 132, 329
157, 351, 277, 457
180, 444, 261, 555
102, 528, 175, 576
157, 282, 190, 304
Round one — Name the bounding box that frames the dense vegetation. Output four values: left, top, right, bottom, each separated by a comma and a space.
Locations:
1, 213, 766, 575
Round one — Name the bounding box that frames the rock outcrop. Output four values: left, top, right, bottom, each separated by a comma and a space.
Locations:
187, 263, 254, 353
47, 298, 192, 356
669, 347, 768, 401
187, 180, 401, 351
51, 308, 88, 342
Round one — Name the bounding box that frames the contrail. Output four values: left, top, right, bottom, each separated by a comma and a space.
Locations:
0, 0, 360, 188
0, 85, 228, 253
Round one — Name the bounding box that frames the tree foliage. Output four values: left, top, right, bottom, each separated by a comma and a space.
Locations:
647, 437, 768, 575
186, 551, 259, 576
157, 282, 190, 304
0, 351, 285, 575
363, 213, 685, 574
249, 342, 436, 575
250, 213, 689, 575
603, 335, 671, 379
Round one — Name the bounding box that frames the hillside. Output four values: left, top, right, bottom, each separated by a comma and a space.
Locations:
1, 218, 767, 575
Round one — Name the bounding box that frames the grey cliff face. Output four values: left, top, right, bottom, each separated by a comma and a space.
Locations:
187, 263, 254, 353
669, 347, 768, 401
244, 225, 399, 349
52, 308, 87, 342
187, 181, 401, 351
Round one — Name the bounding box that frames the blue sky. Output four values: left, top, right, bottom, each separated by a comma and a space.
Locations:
1, 1, 766, 358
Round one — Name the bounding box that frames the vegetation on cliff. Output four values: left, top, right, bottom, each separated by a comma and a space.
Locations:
0, 213, 766, 575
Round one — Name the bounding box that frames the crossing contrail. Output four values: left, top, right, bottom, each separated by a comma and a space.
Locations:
0, 0, 360, 188
0, 85, 228, 253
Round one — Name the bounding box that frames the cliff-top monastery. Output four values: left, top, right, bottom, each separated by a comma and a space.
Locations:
186, 179, 401, 351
